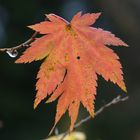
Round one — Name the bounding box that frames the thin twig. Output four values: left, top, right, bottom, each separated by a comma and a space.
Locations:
0, 32, 38, 52
59, 95, 129, 140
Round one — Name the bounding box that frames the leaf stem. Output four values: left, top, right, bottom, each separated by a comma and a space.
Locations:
59, 95, 129, 140
0, 32, 38, 53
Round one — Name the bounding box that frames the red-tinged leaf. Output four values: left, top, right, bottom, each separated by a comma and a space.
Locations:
71, 12, 101, 26
16, 12, 128, 132
34, 58, 66, 108
28, 14, 68, 34
77, 27, 128, 46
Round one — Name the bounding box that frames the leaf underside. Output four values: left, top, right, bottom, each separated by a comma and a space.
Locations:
16, 12, 128, 133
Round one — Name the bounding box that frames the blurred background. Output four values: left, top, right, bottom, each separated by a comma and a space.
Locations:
0, 0, 140, 140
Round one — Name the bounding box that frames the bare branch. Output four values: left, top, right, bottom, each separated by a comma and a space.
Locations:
59, 95, 129, 140
0, 32, 38, 53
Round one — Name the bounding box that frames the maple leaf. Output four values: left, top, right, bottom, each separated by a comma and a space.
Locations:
16, 12, 128, 132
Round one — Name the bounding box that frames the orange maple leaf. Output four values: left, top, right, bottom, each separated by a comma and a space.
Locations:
16, 12, 128, 132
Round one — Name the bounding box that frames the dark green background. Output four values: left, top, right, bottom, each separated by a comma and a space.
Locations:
0, 0, 140, 140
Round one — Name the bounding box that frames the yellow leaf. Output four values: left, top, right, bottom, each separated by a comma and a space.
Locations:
45, 132, 86, 140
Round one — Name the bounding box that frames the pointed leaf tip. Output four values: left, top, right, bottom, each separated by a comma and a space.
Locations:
123, 86, 127, 93
34, 98, 40, 109
90, 111, 94, 118
46, 100, 51, 104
